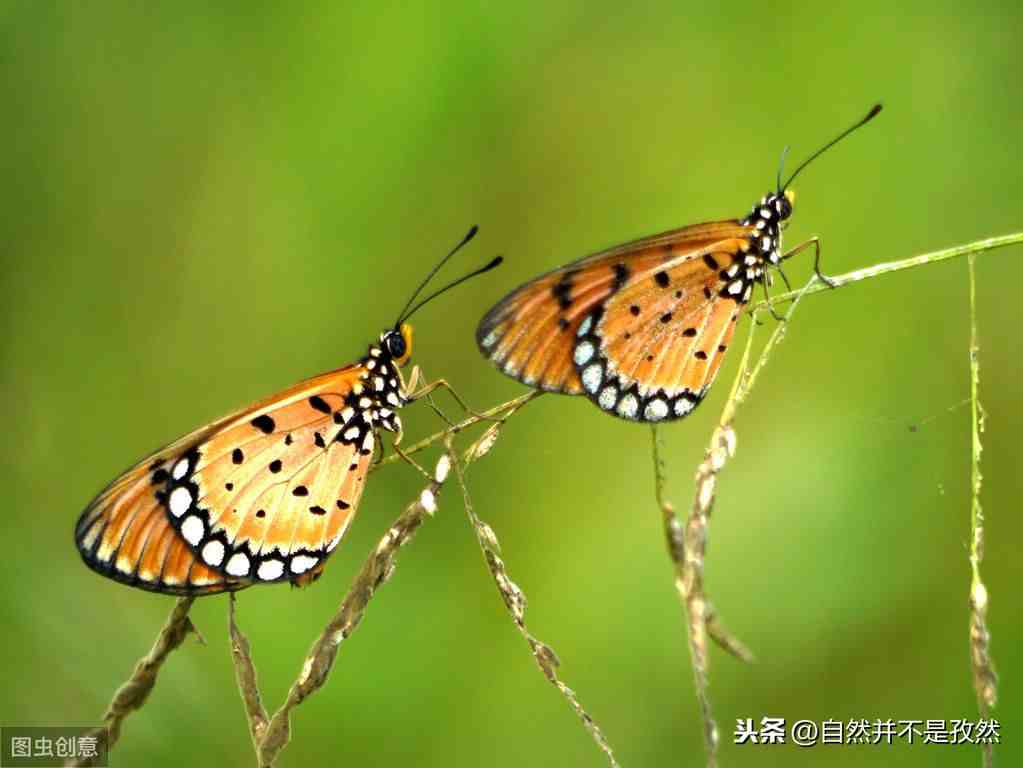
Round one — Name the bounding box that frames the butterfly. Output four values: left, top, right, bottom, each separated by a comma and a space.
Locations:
476, 105, 881, 423
75, 228, 501, 596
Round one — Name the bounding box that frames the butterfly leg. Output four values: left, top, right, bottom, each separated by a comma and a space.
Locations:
408, 373, 499, 427
759, 276, 786, 322
782, 236, 837, 288
382, 417, 433, 480
390, 440, 433, 482
776, 265, 794, 293
401, 365, 458, 428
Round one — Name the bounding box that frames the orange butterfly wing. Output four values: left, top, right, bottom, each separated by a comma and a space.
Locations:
477, 220, 759, 421
75, 365, 377, 595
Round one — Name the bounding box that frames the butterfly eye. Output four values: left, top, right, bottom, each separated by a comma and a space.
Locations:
386, 332, 407, 360
779, 192, 794, 220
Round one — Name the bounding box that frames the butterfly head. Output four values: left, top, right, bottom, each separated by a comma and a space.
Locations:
381, 323, 414, 367
781, 189, 795, 218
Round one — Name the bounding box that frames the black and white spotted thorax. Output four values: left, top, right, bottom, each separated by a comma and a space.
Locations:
741, 191, 792, 263
357, 330, 410, 435
671, 191, 794, 310
726, 191, 792, 296
316, 330, 411, 446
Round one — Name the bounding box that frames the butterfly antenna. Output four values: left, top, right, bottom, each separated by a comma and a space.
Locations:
782, 103, 883, 190
395, 225, 479, 325
775, 145, 790, 194
401, 256, 504, 322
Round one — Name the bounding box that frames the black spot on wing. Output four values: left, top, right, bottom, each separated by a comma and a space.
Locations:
269, 459, 282, 474
654, 271, 669, 288
309, 395, 331, 414
292, 485, 309, 497
309, 505, 326, 516
703, 254, 720, 271
232, 448, 244, 465
613, 263, 630, 290
251, 414, 275, 434
551, 272, 576, 310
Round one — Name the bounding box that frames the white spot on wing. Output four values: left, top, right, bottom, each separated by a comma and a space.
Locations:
257, 559, 284, 581
290, 554, 318, 575
168, 486, 192, 518
581, 363, 602, 394
728, 280, 744, 295
181, 515, 203, 546
201, 539, 225, 566
577, 315, 593, 337
616, 393, 639, 419
644, 399, 669, 422
674, 397, 695, 417
226, 553, 250, 577
481, 330, 499, 348
172, 458, 189, 481
598, 385, 617, 410
574, 340, 595, 366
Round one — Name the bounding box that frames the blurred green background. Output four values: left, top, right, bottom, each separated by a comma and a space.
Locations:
2, 2, 1020, 766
